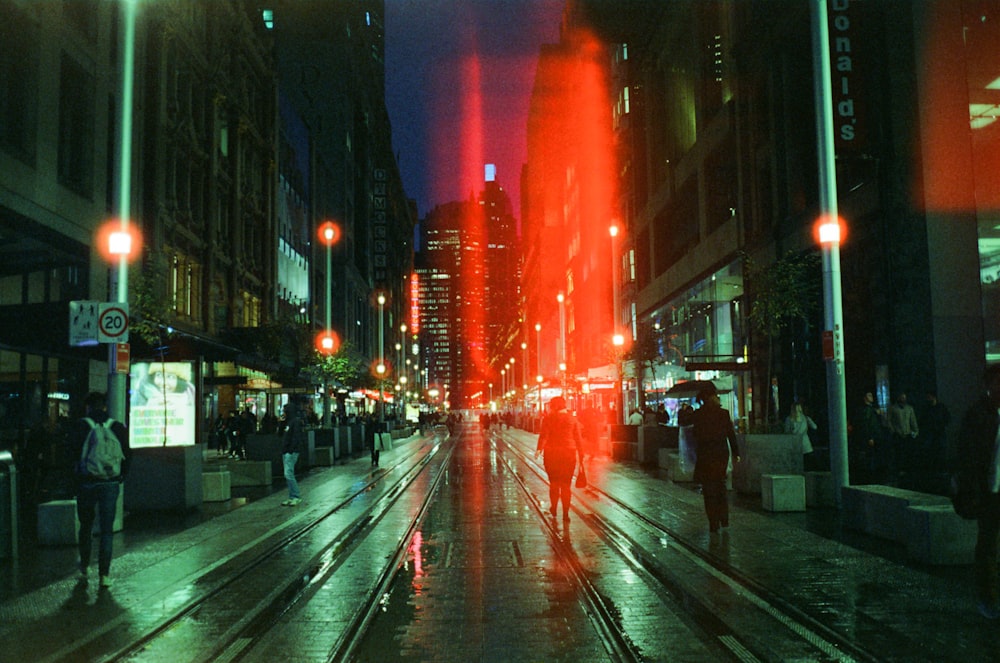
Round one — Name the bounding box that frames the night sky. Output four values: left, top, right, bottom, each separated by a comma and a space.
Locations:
384, 0, 565, 221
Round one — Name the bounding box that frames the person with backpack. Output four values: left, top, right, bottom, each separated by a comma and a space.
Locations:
72, 392, 130, 587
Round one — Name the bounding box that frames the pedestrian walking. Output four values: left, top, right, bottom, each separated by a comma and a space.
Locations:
887, 393, 919, 482
683, 384, 740, 533
535, 396, 583, 523
784, 402, 818, 458
72, 392, 130, 587
851, 391, 886, 483
955, 364, 1000, 618
281, 401, 305, 506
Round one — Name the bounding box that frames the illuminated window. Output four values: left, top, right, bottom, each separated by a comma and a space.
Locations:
171, 254, 202, 321
242, 292, 261, 327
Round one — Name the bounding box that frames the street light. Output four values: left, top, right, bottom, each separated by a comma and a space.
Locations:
812, 0, 849, 504
318, 221, 341, 427
101, 221, 141, 422
613, 332, 625, 425
534, 322, 542, 383
377, 292, 386, 427
610, 224, 620, 335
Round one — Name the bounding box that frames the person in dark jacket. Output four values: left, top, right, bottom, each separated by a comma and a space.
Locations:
957, 364, 1000, 618
72, 392, 130, 587
281, 401, 306, 506
535, 396, 583, 522
683, 384, 740, 533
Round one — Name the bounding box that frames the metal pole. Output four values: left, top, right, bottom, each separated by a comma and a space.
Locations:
378, 295, 385, 427
108, 0, 138, 423
811, 0, 849, 504
323, 243, 332, 427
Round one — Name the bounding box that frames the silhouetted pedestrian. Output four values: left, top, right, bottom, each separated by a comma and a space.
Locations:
956, 365, 1000, 619
684, 384, 740, 533
535, 396, 583, 523
887, 393, 919, 481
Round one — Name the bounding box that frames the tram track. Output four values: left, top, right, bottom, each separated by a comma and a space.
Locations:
494, 427, 882, 663
40, 432, 452, 663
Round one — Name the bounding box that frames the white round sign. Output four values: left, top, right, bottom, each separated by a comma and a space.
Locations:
98, 305, 129, 341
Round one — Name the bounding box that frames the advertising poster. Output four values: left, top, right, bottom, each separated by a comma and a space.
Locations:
129, 361, 196, 447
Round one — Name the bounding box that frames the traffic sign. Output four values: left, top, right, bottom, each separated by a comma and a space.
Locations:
98, 303, 129, 343
69, 300, 100, 346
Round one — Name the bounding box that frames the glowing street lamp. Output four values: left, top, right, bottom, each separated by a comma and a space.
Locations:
100, 220, 141, 423
318, 220, 341, 427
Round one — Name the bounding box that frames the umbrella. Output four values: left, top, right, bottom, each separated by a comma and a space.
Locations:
663, 380, 717, 400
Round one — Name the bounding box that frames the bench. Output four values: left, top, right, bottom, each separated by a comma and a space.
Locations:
761, 474, 806, 512
903, 504, 977, 565
842, 485, 951, 543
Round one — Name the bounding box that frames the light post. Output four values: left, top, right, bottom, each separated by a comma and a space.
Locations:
536, 374, 543, 414
534, 322, 542, 382
106, 0, 139, 423
610, 224, 620, 335
377, 293, 386, 427
613, 332, 625, 424
317, 221, 341, 427
489, 382, 493, 406
500, 369, 506, 405
103, 225, 139, 423
812, 0, 849, 504
610, 223, 623, 424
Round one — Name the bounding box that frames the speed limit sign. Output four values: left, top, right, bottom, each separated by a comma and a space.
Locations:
97, 303, 129, 343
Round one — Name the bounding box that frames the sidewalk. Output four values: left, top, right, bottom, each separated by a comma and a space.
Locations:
2, 426, 993, 662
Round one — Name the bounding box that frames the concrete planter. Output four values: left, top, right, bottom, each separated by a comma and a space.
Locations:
732, 434, 803, 495
124, 445, 203, 511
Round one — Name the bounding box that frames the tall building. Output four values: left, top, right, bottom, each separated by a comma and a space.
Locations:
565, 0, 995, 471
522, 14, 618, 414
480, 167, 521, 373
271, 0, 414, 370
415, 201, 465, 406
0, 1, 414, 462
415, 170, 521, 409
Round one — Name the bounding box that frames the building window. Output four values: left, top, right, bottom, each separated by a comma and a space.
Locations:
171, 254, 202, 321
58, 53, 95, 196
242, 292, 261, 327
0, 5, 38, 164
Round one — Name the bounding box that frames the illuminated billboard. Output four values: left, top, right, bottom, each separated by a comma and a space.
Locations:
129, 361, 197, 448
